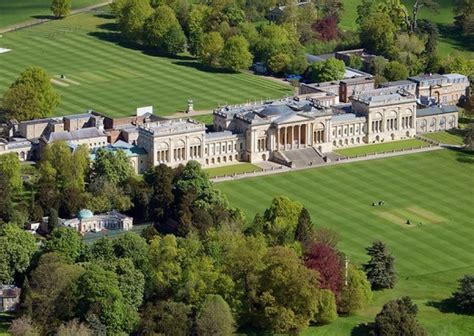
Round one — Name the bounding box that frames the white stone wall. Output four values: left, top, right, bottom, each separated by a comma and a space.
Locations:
416, 113, 457, 134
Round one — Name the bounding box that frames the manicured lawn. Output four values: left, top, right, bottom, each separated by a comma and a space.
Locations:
205, 163, 261, 178
0, 11, 291, 118
191, 114, 214, 127
339, 0, 473, 58
422, 130, 466, 146
217, 149, 474, 335
0, 0, 104, 28
335, 139, 428, 157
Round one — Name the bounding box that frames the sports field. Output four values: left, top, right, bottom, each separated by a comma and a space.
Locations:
340, 0, 473, 58
0, 11, 292, 118
217, 149, 474, 335
0, 0, 103, 28
335, 139, 428, 157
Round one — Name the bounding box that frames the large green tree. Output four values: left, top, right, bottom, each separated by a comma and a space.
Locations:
117, 0, 153, 42
73, 264, 132, 334
338, 265, 372, 314
0, 153, 22, 191
359, 11, 398, 57
196, 294, 235, 336
363, 240, 396, 290
452, 274, 474, 314
384, 61, 409, 81
2, 66, 59, 121
51, 0, 72, 18
198, 32, 224, 67
91, 148, 134, 185
44, 227, 83, 263
0, 223, 38, 284
29, 253, 84, 334
373, 297, 427, 336
221, 35, 253, 72
143, 5, 186, 54
253, 246, 320, 334
310, 58, 345, 83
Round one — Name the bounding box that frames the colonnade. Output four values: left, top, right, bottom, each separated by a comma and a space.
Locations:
277, 124, 307, 150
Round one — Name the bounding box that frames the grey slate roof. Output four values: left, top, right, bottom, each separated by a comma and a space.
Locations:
44, 127, 106, 143
416, 105, 458, 117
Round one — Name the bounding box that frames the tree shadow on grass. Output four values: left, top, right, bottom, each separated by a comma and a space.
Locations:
351, 322, 374, 336
426, 297, 467, 315
438, 24, 474, 53
172, 61, 237, 74
454, 148, 474, 164
31, 14, 56, 20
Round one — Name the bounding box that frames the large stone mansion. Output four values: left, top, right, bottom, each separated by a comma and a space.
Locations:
0, 73, 469, 170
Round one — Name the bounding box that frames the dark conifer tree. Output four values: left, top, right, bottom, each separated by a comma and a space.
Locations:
295, 207, 314, 243
363, 240, 396, 290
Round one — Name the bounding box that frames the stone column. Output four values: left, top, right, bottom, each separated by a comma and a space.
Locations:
284, 127, 287, 149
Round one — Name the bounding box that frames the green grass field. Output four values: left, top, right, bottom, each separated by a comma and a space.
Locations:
0, 11, 292, 118
0, 0, 104, 28
217, 149, 474, 335
422, 131, 466, 146
205, 163, 261, 178
339, 0, 473, 58
335, 139, 428, 157
191, 114, 214, 127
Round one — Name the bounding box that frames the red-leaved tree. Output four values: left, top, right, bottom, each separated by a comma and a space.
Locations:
312, 16, 339, 41
304, 243, 344, 300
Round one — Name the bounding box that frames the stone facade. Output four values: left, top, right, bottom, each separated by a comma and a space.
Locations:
63, 209, 133, 234
408, 73, 469, 105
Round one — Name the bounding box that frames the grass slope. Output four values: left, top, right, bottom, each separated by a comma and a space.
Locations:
0, 0, 103, 28
335, 139, 428, 157
205, 163, 261, 178
339, 0, 473, 58
0, 11, 292, 118
217, 149, 474, 335
422, 131, 465, 146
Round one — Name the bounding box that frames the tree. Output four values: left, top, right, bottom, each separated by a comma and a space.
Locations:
454, 0, 474, 36
196, 294, 235, 336
8, 317, 40, 336
44, 227, 83, 263
0, 153, 22, 191
0, 173, 14, 223
310, 58, 345, 83
29, 253, 84, 334
57, 320, 92, 336
143, 5, 186, 54
113, 232, 150, 273
452, 274, 474, 314
315, 289, 337, 325
145, 164, 175, 223
338, 265, 372, 314
221, 35, 253, 72
348, 54, 363, 70
48, 208, 59, 233
92, 148, 134, 185
51, 0, 72, 18
0, 224, 37, 284
295, 207, 314, 244
138, 300, 191, 336
384, 61, 409, 82
465, 123, 474, 151
187, 4, 209, 56
409, 0, 439, 32
73, 264, 131, 334
359, 12, 397, 57
373, 297, 427, 336
198, 32, 224, 67
395, 33, 425, 75
254, 246, 320, 334
441, 56, 474, 78
363, 240, 396, 290
113, 258, 145, 310
117, 0, 153, 42
305, 242, 344, 298
261, 196, 303, 245
2, 66, 59, 121
313, 16, 339, 41
267, 53, 292, 75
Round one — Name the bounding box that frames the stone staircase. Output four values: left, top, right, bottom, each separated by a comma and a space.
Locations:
280, 147, 325, 168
